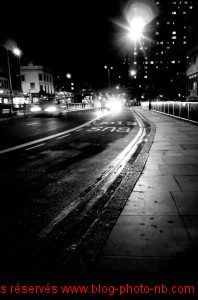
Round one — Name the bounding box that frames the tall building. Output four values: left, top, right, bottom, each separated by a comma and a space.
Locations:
130, 0, 196, 99
21, 62, 55, 102
186, 6, 198, 101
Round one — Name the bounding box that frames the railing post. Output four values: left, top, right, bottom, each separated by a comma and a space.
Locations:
188, 102, 190, 120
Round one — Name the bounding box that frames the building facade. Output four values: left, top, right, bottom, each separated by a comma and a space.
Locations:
186, 9, 198, 101
130, 0, 196, 100
0, 45, 23, 106
21, 62, 55, 102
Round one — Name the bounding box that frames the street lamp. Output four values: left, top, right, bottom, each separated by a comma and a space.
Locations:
6, 49, 13, 112
104, 65, 113, 88
13, 47, 22, 91
127, 17, 146, 43
6, 47, 22, 113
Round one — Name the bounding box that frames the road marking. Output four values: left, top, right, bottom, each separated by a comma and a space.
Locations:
57, 134, 70, 139
38, 109, 146, 239
27, 122, 37, 126
25, 143, 46, 151
0, 115, 102, 155
75, 128, 83, 131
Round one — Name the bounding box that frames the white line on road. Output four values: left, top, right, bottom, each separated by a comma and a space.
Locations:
27, 122, 37, 126
75, 128, 83, 131
0, 115, 101, 155
25, 143, 46, 151
57, 134, 70, 139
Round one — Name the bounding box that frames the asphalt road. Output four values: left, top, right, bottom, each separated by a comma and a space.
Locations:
0, 106, 143, 283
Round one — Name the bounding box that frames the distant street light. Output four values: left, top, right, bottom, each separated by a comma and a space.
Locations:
130, 69, 137, 77
104, 65, 113, 88
66, 73, 72, 91
66, 73, 72, 79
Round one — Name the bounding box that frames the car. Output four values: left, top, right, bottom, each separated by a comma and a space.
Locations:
26, 99, 66, 117
95, 100, 110, 111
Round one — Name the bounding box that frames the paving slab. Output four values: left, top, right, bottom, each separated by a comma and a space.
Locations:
171, 191, 198, 215
182, 216, 198, 245
122, 192, 178, 215
159, 164, 198, 175
134, 175, 181, 192
99, 215, 192, 257
175, 176, 198, 191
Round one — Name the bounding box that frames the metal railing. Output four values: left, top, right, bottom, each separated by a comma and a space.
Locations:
141, 101, 198, 123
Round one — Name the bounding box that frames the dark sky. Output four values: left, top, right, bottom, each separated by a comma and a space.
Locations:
1, 0, 132, 86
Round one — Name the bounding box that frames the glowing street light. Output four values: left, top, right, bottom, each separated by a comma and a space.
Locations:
66, 73, 71, 79
104, 65, 113, 88
130, 69, 137, 77
13, 47, 22, 57
128, 17, 146, 42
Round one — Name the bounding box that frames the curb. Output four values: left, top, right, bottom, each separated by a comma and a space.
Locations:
57, 108, 157, 280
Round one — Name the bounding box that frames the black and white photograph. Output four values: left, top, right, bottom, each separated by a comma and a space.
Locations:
0, 0, 198, 299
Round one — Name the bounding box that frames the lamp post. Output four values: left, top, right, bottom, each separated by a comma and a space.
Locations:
104, 65, 113, 88
13, 47, 22, 91
6, 49, 14, 113
6, 47, 22, 113
127, 17, 152, 108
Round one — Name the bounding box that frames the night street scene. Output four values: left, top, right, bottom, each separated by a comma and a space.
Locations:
1, 0, 198, 299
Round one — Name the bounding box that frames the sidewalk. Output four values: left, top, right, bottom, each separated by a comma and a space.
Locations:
91, 107, 198, 288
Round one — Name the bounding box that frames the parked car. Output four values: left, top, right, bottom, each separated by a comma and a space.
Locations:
26, 99, 66, 117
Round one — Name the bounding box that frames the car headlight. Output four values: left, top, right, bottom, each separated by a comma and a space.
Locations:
30, 106, 41, 112
44, 106, 57, 112
96, 102, 101, 108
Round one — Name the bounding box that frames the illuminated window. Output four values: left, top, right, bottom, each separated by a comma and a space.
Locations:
172, 31, 176, 34
155, 32, 159, 35
161, 51, 164, 54
160, 41, 163, 44
172, 11, 176, 15
144, 75, 148, 78
150, 61, 154, 64
166, 46, 170, 49
171, 61, 175, 64
183, 41, 186, 44
172, 36, 177, 39
183, 11, 186, 14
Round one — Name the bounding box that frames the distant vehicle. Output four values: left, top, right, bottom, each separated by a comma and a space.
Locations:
95, 99, 110, 111
26, 99, 66, 117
